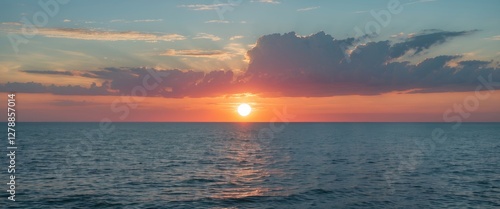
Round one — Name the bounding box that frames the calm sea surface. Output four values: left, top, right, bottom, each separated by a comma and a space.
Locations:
2, 123, 500, 208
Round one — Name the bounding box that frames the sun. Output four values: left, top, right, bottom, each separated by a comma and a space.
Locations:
237, 103, 252, 117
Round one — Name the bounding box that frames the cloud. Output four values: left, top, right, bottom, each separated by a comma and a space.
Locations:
229, 35, 244, 40
0, 81, 111, 95
160, 44, 247, 61
50, 100, 99, 106
487, 35, 500, 40
133, 19, 163, 23
110, 19, 126, 23
241, 31, 499, 96
161, 49, 225, 56
2, 31, 499, 98
389, 30, 477, 58
178, 4, 234, 11
21, 69, 111, 78
1, 22, 22, 26
390, 32, 406, 39
193, 33, 221, 41
2, 68, 238, 98
404, 0, 437, 5
160, 49, 229, 59
63, 19, 71, 23
297, 6, 320, 12
205, 20, 230, 24
21, 70, 75, 76
110, 19, 163, 23
252, 0, 280, 4
6, 27, 186, 42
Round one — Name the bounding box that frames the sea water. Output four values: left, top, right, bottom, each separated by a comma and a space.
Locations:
2, 122, 499, 208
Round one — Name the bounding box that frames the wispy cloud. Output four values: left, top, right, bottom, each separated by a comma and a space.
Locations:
205, 20, 230, 24
4, 30, 497, 98
133, 19, 163, 23
297, 6, 319, 12
110, 19, 163, 23
229, 35, 244, 40
252, 0, 280, 4
160, 43, 247, 61
404, 0, 437, 5
178, 4, 233, 11
161, 49, 228, 58
1, 22, 22, 26
389, 30, 477, 58
487, 35, 500, 40
21, 70, 74, 76
63, 19, 71, 23
110, 19, 125, 23
6, 27, 186, 42
51, 99, 100, 106
193, 33, 221, 41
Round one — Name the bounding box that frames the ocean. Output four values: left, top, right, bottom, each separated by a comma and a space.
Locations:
2, 122, 500, 208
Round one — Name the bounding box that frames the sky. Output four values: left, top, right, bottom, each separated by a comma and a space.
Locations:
0, 0, 499, 122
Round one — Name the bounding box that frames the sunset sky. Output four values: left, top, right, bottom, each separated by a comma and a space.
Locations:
1, 0, 499, 122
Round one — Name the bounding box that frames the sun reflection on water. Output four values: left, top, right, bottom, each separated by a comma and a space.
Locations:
210, 125, 285, 200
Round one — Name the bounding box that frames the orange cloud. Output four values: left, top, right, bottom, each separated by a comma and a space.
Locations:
6, 27, 186, 42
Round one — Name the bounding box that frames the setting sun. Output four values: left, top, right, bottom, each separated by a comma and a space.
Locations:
237, 103, 252, 117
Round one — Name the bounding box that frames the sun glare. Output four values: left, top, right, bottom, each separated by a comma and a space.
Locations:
237, 103, 252, 117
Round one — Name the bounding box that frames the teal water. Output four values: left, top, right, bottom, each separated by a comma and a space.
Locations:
2, 123, 500, 208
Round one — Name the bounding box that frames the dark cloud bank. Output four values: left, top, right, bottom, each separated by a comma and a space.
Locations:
2, 30, 499, 97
